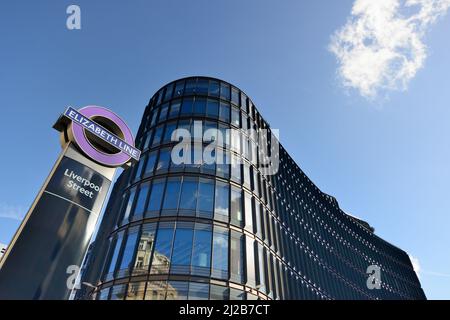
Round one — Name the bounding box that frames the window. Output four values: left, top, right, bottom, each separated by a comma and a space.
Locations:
191, 224, 212, 276
146, 179, 165, 217
231, 155, 241, 183
164, 84, 174, 101
133, 156, 146, 182
220, 82, 230, 100
184, 79, 196, 95
245, 236, 256, 288
214, 181, 229, 222
206, 99, 219, 118
230, 187, 243, 227
97, 288, 110, 300
193, 97, 206, 115
208, 80, 220, 97
243, 162, 251, 188
104, 231, 124, 281
169, 100, 181, 119
215, 149, 229, 179
155, 148, 170, 172
163, 122, 177, 144
179, 177, 198, 215
162, 178, 181, 214
197, 79, 209, 95
159, 103, 169, 122
110, 284, 126, 300
121, 188, 136, 224
188, 282, 209, 300
244, 193, 253, 232
230, 288, 245, 300
143, 151, 157, 177
210, 285, 229, 300
151, 223, 175, 274
151, 125, 164, 147
117, 227, 140, 277
132, 223, 156, 276
219, 101, 230, 123
126, 282, 145, 300
197, 178, 214, 218
167, 281, 188, 300
174, 80, 185, 98
212, 226, 228, 280
230, 230, 245, 283
145, 281, 168, 300
256, 243, 267, 293
171, 223, 194, 274
231, 87, 239, 106
133, 183, 150, 219
180, 98, 193, 115
231, 106, 240, 127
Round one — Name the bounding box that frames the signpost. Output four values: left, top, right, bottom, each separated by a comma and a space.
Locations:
0, 105, 139, 300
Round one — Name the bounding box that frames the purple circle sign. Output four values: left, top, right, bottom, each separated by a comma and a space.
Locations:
70, 106, 135, 167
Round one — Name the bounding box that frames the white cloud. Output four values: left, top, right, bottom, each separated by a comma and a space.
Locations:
409, 254, 421, 279
0, 203, 26, 221
329, 0, 450, 99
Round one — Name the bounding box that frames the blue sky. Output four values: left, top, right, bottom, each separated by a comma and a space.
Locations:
0, 0, 449, 299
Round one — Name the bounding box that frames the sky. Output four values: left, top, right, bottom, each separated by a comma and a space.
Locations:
0, 0, 449, 299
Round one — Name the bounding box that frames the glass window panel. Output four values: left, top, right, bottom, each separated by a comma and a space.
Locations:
230, 187, 243, 227
159, 103, 169, 122
164, 84, 174, 101
145, 281, 167, 300
220, 82, 230, 100
231, 156, 241, 183
244, 193, 253, 233
180, 98, 193, 115
193, 97, 207, 115
163, 122, 177, 143
110, 284, 126, 300
212, 226, 229, 280
219, 101, 230, 123
191, 225, 212, 276
143, 151, 157, 177
231, 87, 239, 105
174, 80, 185, 98
188, 282, 209, 300
146, 179, 165, 216
245, 236, 256, 288
230, 288, 245, 300
143, 131, 152, 150
171, 226, 194, 273
151, 125, 164, 147
117, 227, 140, 275
133, 183, 150, 219
210, 285, 229, 300
197, 178, 214, 218
214, 181, 229, 222
105, 231, 124, 281
133, 156, 146, 182
216, 149, 230, 179
209, 80, 220, 97
121, 188, 136, 224
169, 99, 181, 119
155, 148, 170, 172
162, 178, 181, 213
126, 282, 145, 300
167, 281, 188, 300
230, 230, 245, 283
231, 106, 240, 127
151, 224, 175, 274
184, 78, 196, 95
257, 243, 267, 293
97, 288, 110, 300
179, 177, 198, 214
197, 79, 209, 95
243, 163, 251, 188
206, 99, 219, 118
132, 223, 156, 276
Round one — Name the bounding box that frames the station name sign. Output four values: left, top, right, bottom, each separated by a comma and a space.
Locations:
64, 107, 140, 161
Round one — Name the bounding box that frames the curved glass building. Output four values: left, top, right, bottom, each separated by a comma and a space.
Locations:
77, 76, 426, 300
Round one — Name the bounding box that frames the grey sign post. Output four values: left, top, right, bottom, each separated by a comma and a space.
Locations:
0, 106, 139, 300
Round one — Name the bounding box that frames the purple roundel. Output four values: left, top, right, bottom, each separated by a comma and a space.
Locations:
70, 106, 135, 167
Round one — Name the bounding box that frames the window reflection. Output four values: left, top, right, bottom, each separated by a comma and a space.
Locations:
212, 226, 228, 280
132, 223, 156, 276
150, 223, 175, 275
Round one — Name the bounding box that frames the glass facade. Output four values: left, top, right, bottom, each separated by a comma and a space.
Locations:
79, 77, 426, 300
